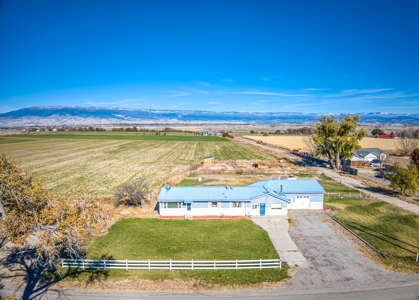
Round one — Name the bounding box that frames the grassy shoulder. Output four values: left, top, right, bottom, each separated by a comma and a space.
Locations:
63, 218, 288, 285
320, 176, 419, 272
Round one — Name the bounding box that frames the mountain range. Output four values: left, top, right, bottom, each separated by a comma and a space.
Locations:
1, 106, 418, 127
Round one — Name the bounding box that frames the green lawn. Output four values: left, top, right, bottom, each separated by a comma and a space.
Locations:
72, 218, 288, 285
320, 176, 419, 272
5, 132, 228, 142
293, 173, 313, 178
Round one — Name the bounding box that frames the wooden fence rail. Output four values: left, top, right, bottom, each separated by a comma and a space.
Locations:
61, 258, 282, 271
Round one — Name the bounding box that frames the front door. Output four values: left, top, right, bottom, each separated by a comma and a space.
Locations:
187, 203, 191, 211
259, 203, 265, 215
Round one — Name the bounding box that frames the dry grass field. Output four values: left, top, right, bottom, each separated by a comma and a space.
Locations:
244, 135, 400, 154
0, 135, 274, 196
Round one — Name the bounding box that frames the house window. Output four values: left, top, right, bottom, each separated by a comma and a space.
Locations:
271, 203, 282, 209
232, 202, 242, 208
210, 202, 219, 208
252, 204, 258, 210
163, 202, 181, 209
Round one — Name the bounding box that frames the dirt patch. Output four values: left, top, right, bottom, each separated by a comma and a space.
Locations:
54, 278, 287, 292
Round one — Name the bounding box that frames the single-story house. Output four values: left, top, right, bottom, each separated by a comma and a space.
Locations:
157, 179, 325, 218
345, 148, 387, 166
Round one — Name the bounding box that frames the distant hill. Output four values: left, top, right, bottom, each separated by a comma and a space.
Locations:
0, 106, 418, 127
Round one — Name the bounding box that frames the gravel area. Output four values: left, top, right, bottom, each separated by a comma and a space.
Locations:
285, 211, 419, 290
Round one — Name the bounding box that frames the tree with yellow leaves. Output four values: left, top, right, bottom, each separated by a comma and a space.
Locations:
312, 115, 366, 170
0, 154, 108, 265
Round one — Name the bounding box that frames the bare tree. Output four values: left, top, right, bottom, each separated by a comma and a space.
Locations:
303, 135, 316, 153
114, 179, 150, 207
397, 138, 419, 156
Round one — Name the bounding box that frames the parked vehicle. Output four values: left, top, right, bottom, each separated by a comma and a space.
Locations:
375, 173, 385, 178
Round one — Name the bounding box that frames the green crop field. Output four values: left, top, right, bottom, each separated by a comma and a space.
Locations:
72, 218, 288, 285
11, 132, 228, 142
0, 133, 274, 196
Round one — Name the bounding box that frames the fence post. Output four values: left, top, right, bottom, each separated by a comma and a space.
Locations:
417, 253, 419, 262
82, 260, 85, 270
61, 259, 64, 268
103, 260, 106, 270
214, 260, 216, 270
236, 259, 238, 270
169, 259, 172, 271
126, 259, 128, 271
148, 259, 150, 270
191, 259, 193, 270
260, 259, 262, 270
279, 259, 282, 269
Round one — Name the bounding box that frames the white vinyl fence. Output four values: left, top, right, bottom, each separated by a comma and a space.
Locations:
61, 258, 282, 270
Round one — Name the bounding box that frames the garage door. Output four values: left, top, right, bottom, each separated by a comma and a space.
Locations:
294, 196, 310, 209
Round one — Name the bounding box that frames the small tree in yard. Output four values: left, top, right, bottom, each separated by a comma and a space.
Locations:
114, 179, 150, 207
386, 162, 419, 196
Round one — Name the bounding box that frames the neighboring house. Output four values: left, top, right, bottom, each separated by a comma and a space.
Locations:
203, 131, 221, 136
157, 179, 325, 218
375, 134, 396, 139
345, 148, 387, 166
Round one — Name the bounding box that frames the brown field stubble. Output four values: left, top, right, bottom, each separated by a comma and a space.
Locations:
244, 136, 399, 154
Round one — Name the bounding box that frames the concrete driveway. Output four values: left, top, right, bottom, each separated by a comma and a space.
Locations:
251, 216, 306, 266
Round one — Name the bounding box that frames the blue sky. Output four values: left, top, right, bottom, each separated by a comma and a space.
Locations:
1, 0, 419, 114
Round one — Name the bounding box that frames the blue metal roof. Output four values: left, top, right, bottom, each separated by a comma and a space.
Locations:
157, 179, 324, 202
249, 179, 325, 194
158, 186, 265, 202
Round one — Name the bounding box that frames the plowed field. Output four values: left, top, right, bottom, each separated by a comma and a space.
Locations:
0, 135, 274, 196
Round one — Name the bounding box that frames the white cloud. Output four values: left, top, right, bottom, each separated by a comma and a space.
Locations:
85, 101, 116, 105
260, 77, 270, 81
303, 88, 331, 91
168, 91, 192, 97
198, 81, 211, 87
238, 91, 307, 97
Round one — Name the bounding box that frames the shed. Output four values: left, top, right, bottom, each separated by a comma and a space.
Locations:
203, 156, 214, 167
